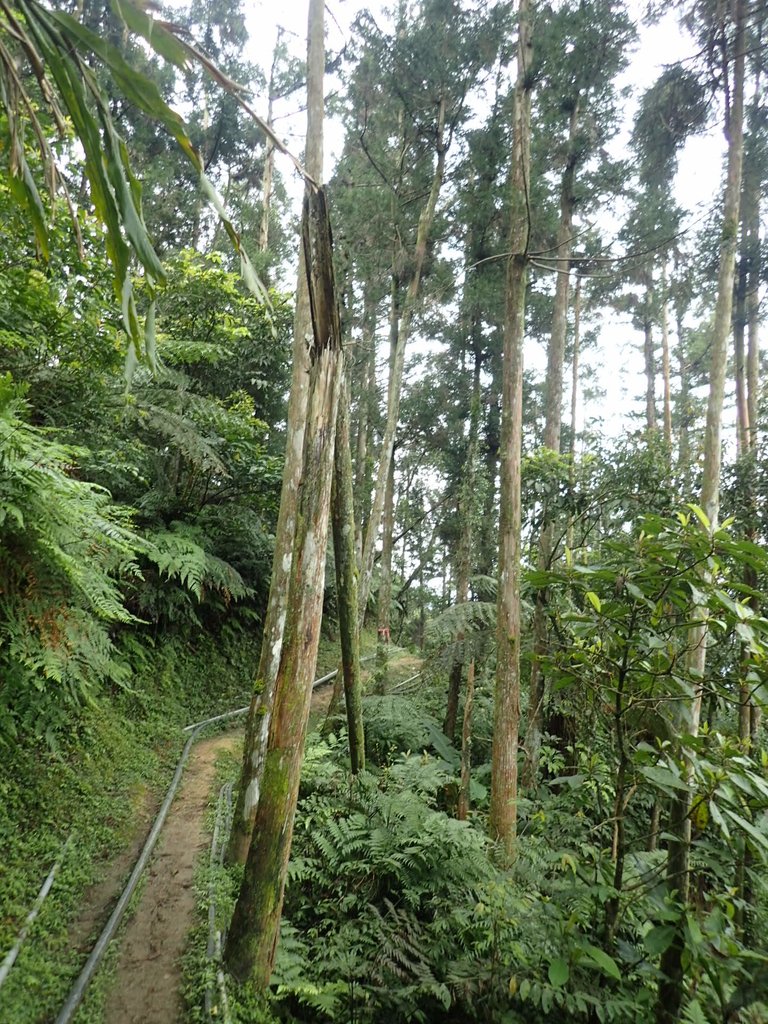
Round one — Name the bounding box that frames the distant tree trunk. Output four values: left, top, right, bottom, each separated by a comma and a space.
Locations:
332, 376, 365, 773
676, 311, 691, 488
743, 125, 761, 452
566, 277, 581, 552
733, 243, 750, 455
660, 279, 673, 454
354, 291, 377, 562
444, 349, 482, 741
358, 98, 447, 620
656, 3, 745, 1018
258, 39, 278, 253
477, 392, 500, 579
489, 0, 533, 857
374, 456, 395, 692
457, 658, 476, 821
522, 98, 578, 788
643, 267, 657, 433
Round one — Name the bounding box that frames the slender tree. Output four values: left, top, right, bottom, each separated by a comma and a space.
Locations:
656, 0, 746, 1018
489, 0, 533, 855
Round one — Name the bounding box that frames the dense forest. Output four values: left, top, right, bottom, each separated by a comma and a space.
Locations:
0, 0, 767, 1023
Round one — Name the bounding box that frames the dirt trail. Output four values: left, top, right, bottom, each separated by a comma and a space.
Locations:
104, 732, 240, 1024
98, 684, 332, 1024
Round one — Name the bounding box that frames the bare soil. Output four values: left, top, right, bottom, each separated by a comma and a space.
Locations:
104, 732, 240, 1024
88, 685, 334, 1024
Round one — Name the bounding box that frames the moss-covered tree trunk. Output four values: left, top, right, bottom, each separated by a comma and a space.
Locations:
489, 0, 532, 857
225, 6, 324, 868
224, 184, 343, 985
224, 0, 344, 986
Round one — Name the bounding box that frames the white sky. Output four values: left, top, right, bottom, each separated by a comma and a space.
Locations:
240, 0, 729, 441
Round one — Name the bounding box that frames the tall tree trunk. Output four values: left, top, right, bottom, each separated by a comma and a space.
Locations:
660, 276, 673, 454
258, 37, 279, 253
332, 376, 365, 773
656, 3, 745, 1019
223, 0, 344, 987
225, 297, 342, 984
733, 243, 750, 454
358, 98, 447, 620
522, 98, 579, 788
444, 349, 482, 741
743, 123, 761, 452
643, 267, 657, 433
734, 77, 762, 935
675, 310, 691, 488
226, 50, 319, 863
489, 0, 533, 857
374, 456, 395, 692
457, 658, 476, 821
354, 290, 377, 562
566, 277, 581, 553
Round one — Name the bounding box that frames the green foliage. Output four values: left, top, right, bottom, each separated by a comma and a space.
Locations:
0, 629, 258, 1024
0, 201, 289, 740
361, 694, 455, 765
270, 734, 493, 1023
0, 373, 141, 734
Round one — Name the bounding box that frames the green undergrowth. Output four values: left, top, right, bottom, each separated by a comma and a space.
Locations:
184, 670, 768, 1024
0, 629, 259, 1024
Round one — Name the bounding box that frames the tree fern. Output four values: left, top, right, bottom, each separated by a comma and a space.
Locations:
143, 522, 251, 603
0, 375, 141, 735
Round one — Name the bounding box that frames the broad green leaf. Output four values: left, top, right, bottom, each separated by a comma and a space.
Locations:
685, 914, 703, 947
585, 590, 601, 613
687, 503, 710, 530
548, 958, 569, 987
722, 808, 768, 852
640, 765, 690, 796
643, 924, 676, 955
581, 944, 621, 981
